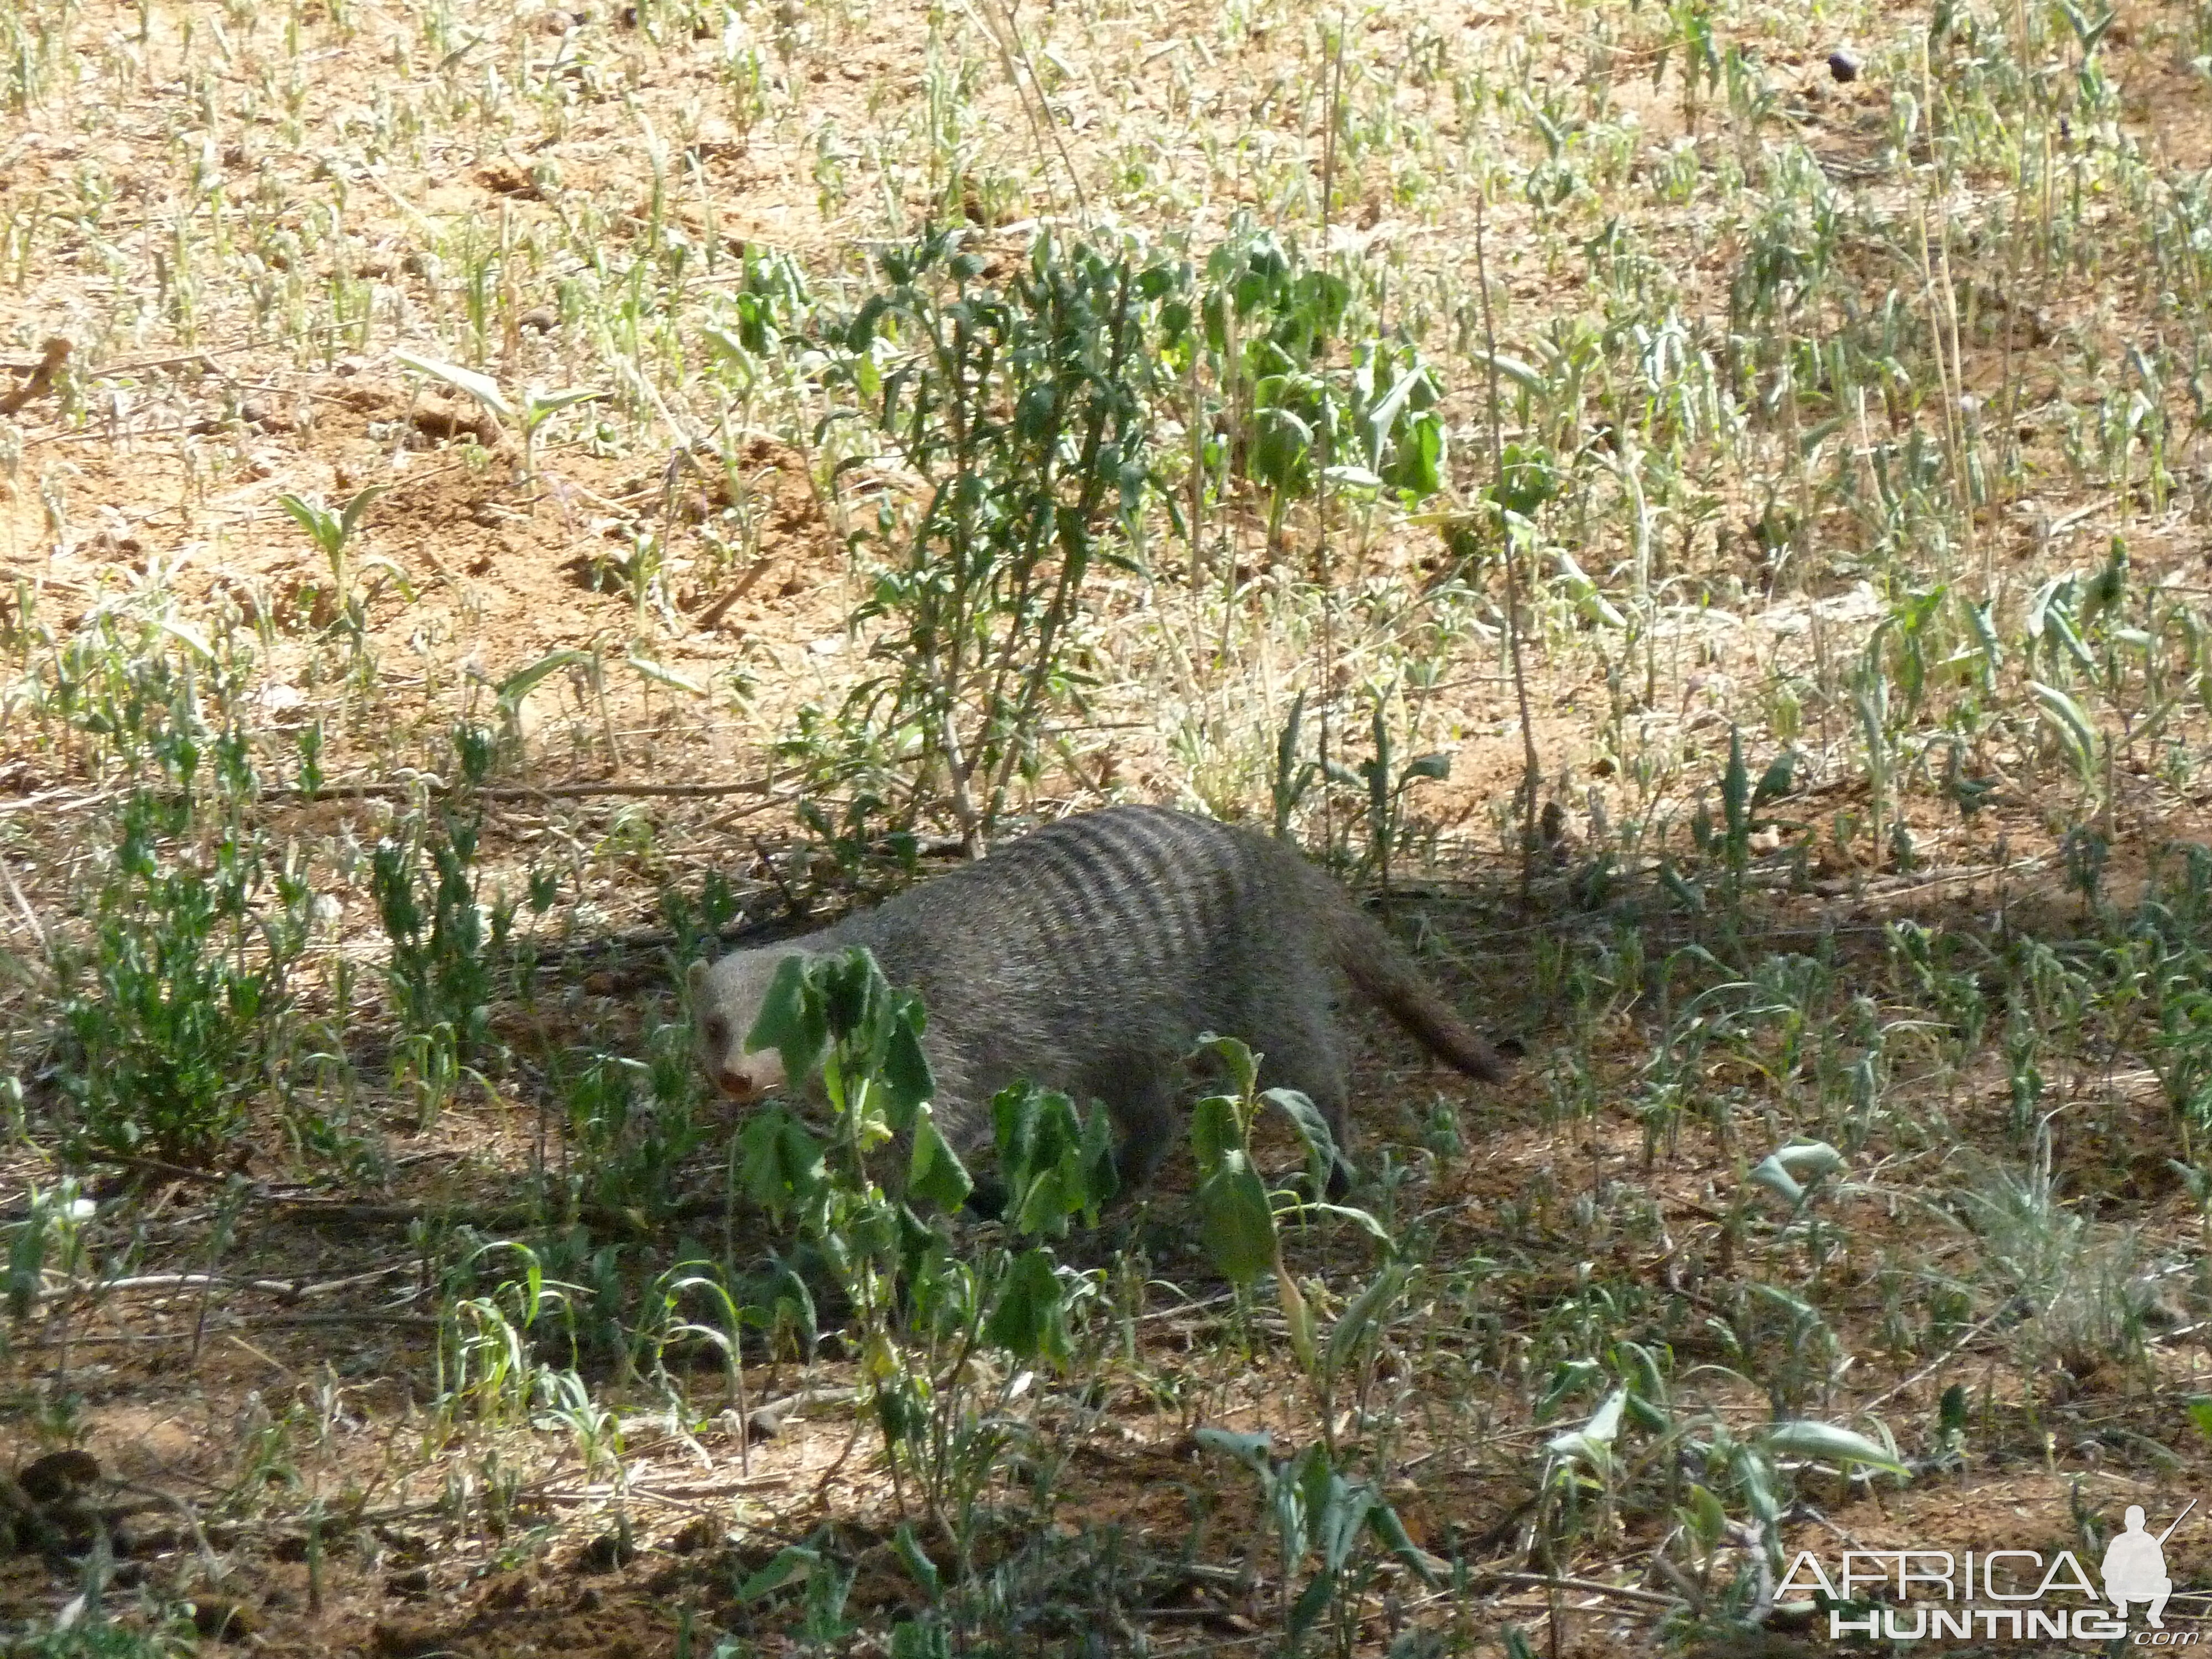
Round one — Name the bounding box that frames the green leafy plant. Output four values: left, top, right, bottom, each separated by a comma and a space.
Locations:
1271, 691, 1323, 837
393, 349, 604, 484
1350, 692, 1452, 888
275, 483, 397, 629
53, 790, 307, 1164
735, 946, 1113, 1515
800, 228, 1181, 845
370, 793, 506, 1124
1196, 224, 1449, 552
6, 1179, 94, 1321
1194, 1430, 1438, 1646
1687, 727, 1797, 907
1187, 1034, 1390, 1370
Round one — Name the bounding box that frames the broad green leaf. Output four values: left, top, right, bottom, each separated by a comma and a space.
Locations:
1540, 1359, 1603, 1418
1189, 1093, 1241, 1176
1472, 350, 1545, 394
337, 483, 391, 541
1760, 1420, 1908, 1477
1194, 1427, 1275, 1478
2030, 680, 2098, 775
1617, 1340, 1670, 1410
1402, 752, 1452, 782
818, 949, 879, 1041
737, 1108, 825, 1215
1367, 364, 1428, 437
496, 648, 589, 714
904, 1112, 972, 1212
1289, 1568, 1337, 1638
1751, 750, 1796, 810
1198, 1153, 1277, 1286
627, 653, 708, 696
982, 1247, 1070, 1365
1554, 549, 1627, 628
892, 1524, 941, 1603
1380, 408, 1444, 498
1685, 1483, 1728, 1547
880, 1010, 935, 1118
994, 1084, 1104, 1238
1365, 1495, 1442, 1586
277, 493, 341, 553
1326, 1263, 1407, 1378
151, 615, 215, 662
737, 1545, 818, 1601
1193, 1032, 1258, 1097
748, 953, 827, 1083
518, 385, 605, 427
1262, 1086, 1338, 1172
1750, 1139, 1844, 1206
394, 349, 514, 421
1546, 1385, 1626, 1459
1731, 1442, 1781, 1526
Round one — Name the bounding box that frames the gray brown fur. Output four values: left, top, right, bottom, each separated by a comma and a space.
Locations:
687, 805, 1503, 1191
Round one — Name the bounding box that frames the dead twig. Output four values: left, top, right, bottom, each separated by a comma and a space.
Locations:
1462, 1571, 1682, 1610
258, 777, 781, 803
0, 775, 785, 815
0, 337, 71, 415
273, 1192, 735, 1230
16, 1313, 440, 1348
693, 555, 781, 630
51, 1264, 413, 1302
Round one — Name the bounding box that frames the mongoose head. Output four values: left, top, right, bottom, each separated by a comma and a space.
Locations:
687, 948, 817, 1104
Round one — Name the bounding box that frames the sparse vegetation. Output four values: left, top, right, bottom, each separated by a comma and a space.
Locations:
4, 0, 2212, 1653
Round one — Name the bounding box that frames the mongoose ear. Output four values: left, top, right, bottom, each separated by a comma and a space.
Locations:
685, 959, 709, 997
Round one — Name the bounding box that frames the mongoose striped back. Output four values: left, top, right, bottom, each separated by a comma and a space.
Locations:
688, 805, 1503, 1194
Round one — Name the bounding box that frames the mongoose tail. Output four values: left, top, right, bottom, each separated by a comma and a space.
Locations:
1326, 901, 1507, 1083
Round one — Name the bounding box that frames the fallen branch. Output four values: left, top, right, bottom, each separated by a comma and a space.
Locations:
0, 337, 71, 415
51, 1264, 413, 1302
258, 777, 781, 803
15, 1312, 440, 1347
1, 775, 790, 816
273, 1192, 735, 1231
534, 1477, 787, 1505
1464, 1571, 1681, 1610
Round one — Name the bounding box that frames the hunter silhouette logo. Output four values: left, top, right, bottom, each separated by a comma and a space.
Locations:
2105, 1502, 2193, 1629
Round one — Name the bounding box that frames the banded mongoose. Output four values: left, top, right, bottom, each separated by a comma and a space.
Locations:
688, 804, 1504, 1193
